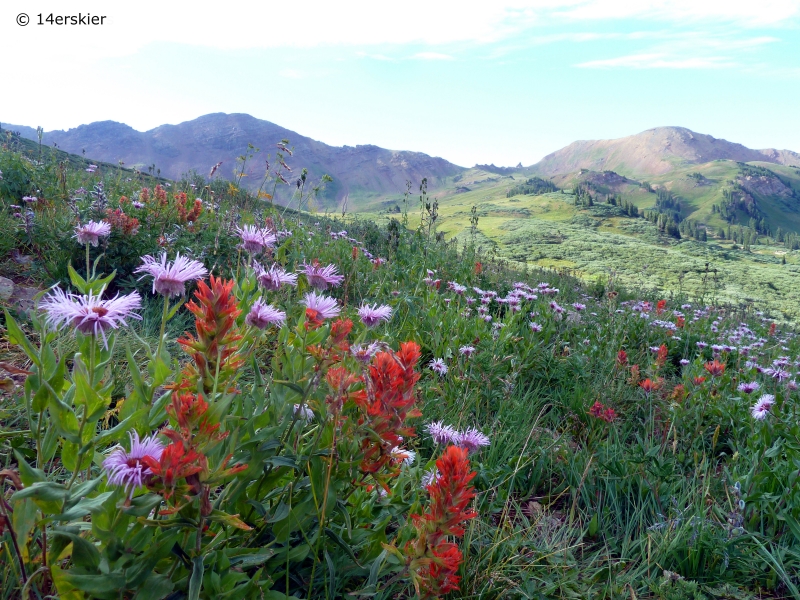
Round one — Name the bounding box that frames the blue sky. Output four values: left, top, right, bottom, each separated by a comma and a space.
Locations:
2, 0, 800, 166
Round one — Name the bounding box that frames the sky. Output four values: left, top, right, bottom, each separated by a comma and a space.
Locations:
2, 0, 800, 167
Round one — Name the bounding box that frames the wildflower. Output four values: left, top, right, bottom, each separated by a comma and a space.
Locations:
459, 345, 476, 357
358, 303, 393, 328
104, 431, 164, 495
135, 252, 208, 297
656, 299, 667, 315
656, 344, 668, 367
679, 359, 690, 366
572, 302, 586, 311
455, 428, 490, 453
236, 224, 276, 254
132, 201, 145, 209
617, 349, 628, 367
704, 360, 726, 377
692, 376, 706, 385
299, 260, 345, 290
639, 378, 660, 394
766, 368, 791, 381
588, 401, 616, 423
140, 442, 206, 499
255, 263, 298, 291
245, 299, 286, 329
73, 220, 111, 246
351, 342, 383, 364
429, 358, 448, 376
426, 421, 459, 446
391, 446, 416, 466
530, 322, 543, 332
751, 394, 775, 420
421, 467, 439, 489
40, 287, 142, 348
293, 404, 314, 422
301, 292, 341, 326
737, 381, 760, 394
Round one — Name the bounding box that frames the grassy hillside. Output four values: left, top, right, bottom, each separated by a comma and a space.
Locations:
356, 163, 800, 321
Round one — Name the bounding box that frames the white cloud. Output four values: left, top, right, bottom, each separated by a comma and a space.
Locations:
576, 52, 735, 69
412, 52, 455, 60
279, 69, 304, 79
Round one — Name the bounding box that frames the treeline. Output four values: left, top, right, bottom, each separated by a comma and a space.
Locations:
506, 177, 558, 197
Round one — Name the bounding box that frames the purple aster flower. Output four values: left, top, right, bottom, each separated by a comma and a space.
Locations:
679, 359, 690, 366
459, 345, 476, 357
255, 263, 298, 291
236, 225, 277, 254
770, 368, 791, 381
426, 421, 458, 445
572, 303, 586, 311
73, 221, 111, 247
135, 252, 208, 297
40, 287, 142, 349
456, 428, 491, 453
429, 358, 448, 376
737, 381, 760, 394
351, 342, 384, 364
103, 431, 164, 495
299, 261, 345, 290
293, 404, 315, 422
358, 303, 393, 328
391, 446, 416, 466
245, 299, 286, 329
301, 292, 341, 321
132, 201, 145, 209
421, 467, 440, 489
530, 322, 543, 332
751, 394, 775, 420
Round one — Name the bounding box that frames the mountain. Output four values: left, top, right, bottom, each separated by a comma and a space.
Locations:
532, 126, 800, 179
3, 113, 463, 207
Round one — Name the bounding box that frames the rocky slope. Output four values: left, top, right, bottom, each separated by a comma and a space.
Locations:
5, 113, 463, 207
532, 126, 800, 179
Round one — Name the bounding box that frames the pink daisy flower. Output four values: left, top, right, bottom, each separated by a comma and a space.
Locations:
245, 299, 286, 329
255, 263, 298, 291
40, 287, 142, 348
456, 428, 491, 453
429, 358, 448, 376
459, 345, 476, 357
236, 225, 277, 254
299, 261, 345, 290
135, 252, 208, 297
751, 394, 775, 420
103, 431, 164, 495
426, 421, 458, 445
357, 303, 393, 328
301, 292, 341, 321
73, 221, 111, 247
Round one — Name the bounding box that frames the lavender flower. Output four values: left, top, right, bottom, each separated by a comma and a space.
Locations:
530, 322, 543, 332
351, 342, 383, 364
357, 303, 393, 328
293, 404, 315, 422
459, 345, 476, 357
751, 394, 775, 420
391, 446, 416, 466
135, 252, 208, 297
40, 287, 142, 348
103, 431, 164, 494
426, 421, 458, 445
299, 261, 345, 290
429, 358, 448, 376
737, 381, 760, 394
301, 292, 341, 320
245, 299, 286, 329
421, 467, 440, 489
236, 225, 277, 254
679, 359, 690, 366
456, 428, 491, 453
73, 220, 111, 247
255, 263, 298, 291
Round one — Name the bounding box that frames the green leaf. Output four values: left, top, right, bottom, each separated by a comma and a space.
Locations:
368, 549, 388, 587
54, 492, 113, 522
132, 574, 174, 600
11, 481, 69, 503
266, 501, 290, 523
588, 513, 599, 537
208, 509, 253, 531
189, 556, 205, 600
49, 564, 83, 600
273, 379, 305, 396
325, 528, 363, 568
52, 530, 101, 569
227, 549, 276, 568
4, 309, 40, 366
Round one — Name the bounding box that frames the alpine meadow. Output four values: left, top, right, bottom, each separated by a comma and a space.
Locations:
4, 2, 800, 598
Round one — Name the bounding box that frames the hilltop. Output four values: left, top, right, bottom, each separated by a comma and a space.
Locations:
531, 126, 800, 179
3, 113, 463, 207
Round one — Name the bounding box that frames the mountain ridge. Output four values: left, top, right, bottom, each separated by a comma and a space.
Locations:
530, 126, 800, 179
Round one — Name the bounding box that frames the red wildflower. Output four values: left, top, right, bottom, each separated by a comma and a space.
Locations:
692, 376, 706, 385
352, 246, 359, 260
474, 262, 482, 275
105, 208, 140, 236
140, 187, 150, 202
329, 318, 353, 350
141, 442, 205, 499
656, 299, 667, 315
703, 360, 725, 377
628, 364, 640, 385
639, 378, 661, 394
176, 277, 244, 393
670, 384, 687, 402
589, 401, 617, 423
676, 316, 685, 328
769, 323, 776, 336
655, 344, 668, 367
616, 349, 628, 367
407, 445, 477, 599
354, 341, 422, 485
154, 184, 168, 206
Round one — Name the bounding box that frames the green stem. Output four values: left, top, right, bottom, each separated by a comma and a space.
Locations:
86, 242, 90, 280
156, 294, 170, 364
